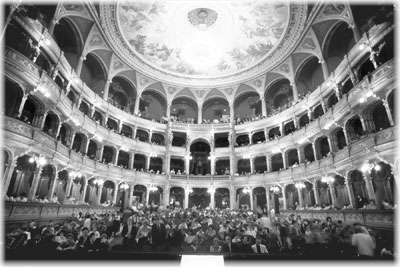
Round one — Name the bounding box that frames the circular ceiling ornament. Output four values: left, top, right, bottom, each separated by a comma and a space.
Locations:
187, 8, 218, 30
100, 1, 308, 88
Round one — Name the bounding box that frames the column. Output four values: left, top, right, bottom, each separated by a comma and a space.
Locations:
113, 149, 119, 165
127, 184, 134, 207
65, 177, 74, 198
382, 99, 395, 126
197, 107, 202, 124
37, 111, 48, 129
321, 100, 327, 113
210, 190, 215, 209
282, 185, 288, 210
47, 172, 58, 200
319, 58, 330, 80
345, 178, 356, 208
327, 137, 333, 154
163, 185, 170, 207
249, 133, 253, 145
112, 184, 118, 205
103, 79, 112, 101
134, 95, 141, 115
230, 187, 236, 209
128, 152, 135, 170
349, 23, 361, 42
75, 55, 86, 77
279, 122, 284, 136
229, 104, 235, 122
48, 18, 59, 36
96, 183, 103, 205
334, 84, 342, 100
359, 116, 369, 133
313, 182, 320, 205
266, 154, 272, 172
80, 178, 88, 202
342, 128, 350, 145
146, 156, 151, 171
184, 188, 190, 209
185, 155, 190, 174
363, 175, 375, 201
261, 97, 267, 117
69, 133, 76, 149
210, 155, 216, 175
312, 143, 318, 161
2, 162, 16, 197
17, 95, 28, 118
250, 157, 255, 173
290, 81, 299, 102
97, 146, 104, 161
297, 188, 304, 208
249, 188, 254, 211
265, 187, 271, 217
282, 153, 287, 169
297, 148, 304, 164
307, 108, 314, 121
328, 183, 337, 207
27, 166, 43, 200
55, 123, 62, 139
145, 186, 150, 205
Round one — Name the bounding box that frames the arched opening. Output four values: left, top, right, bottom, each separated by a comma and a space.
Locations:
358, 57, 375, 80
121, 125, 133, 138
171, 132, 186, 147
133, 154, 146, 171
148, 186, 163, 206
20, 97, 37, 124
265, 79, 294, 113
284, 121, 296, 135
87, 140, 97, 160
109, 76, 136, 110
36, 165, 55, 201
237, 159, 251, 175
67, 90, 77, 105
102, 146, 114, 164
189, 188, 211, 209
117, 150, 129, 168
287, 149, 299, 166
369, 161, 395, 208
317, 136, 331, 158
85, 178, 97, 204
285, 184, 298, 210
215, 188, 230, 209
70, 175, 85, 202
333, 175, 350, 209
202, 98, 230, 123
169, 187, 184, 208
190, 141, 211, 175
341, 78, 354, 95
295, 57, 324, 94
55, 170, 69, 203
71, 132, 85, 153
304, 143, 315, 162
80, 53, 107, 96
299, 113, 309, 128
234, 92, 261, 121
345, 116, 365, 141
335, 128, 347, 150
268, 126, 281, 140
254, 156, 267, 173
372, 102, 391, 131
215, 133, 229, 148
92, 110, 103, 124
151, 133, 165, 145
101, 181, 115, 204
79, 101, 90, 116
42, 111, 59, 137
327, 93, 338, 109
170, 97, 198, 123
271, 153, 284, 171
170, 158, 185, 174
237, 188, 250, 209
253, 187, 266, 212
136, 129, 149, 142
313, 104, 324, 119
6, 155, 36, 198
349, 170, 368, 208
302, 182, 315, 207
149, 157, 163, 173
139, 91, 167, 121
53, 18, 81, 68
4, 79, 24, 117
252, 131, 266, 143
316, 180, 331, 207
215, 159, 230, 175
57, 123, 70, 146
236, 134, 249, 146
106, 117, 119, 132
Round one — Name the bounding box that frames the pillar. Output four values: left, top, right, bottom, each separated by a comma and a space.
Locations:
312, 143, 318, 161
313, 182, 320, 205
103, 79, 112, 101
363, 175, 375, 201
128, 152, 135, 170
250, 157, 255, 173
261, 97, 267, 117
145, 186, 150, 205
229, 104, 234, 123
2, 162, 16, 197
65, 177, 73, 198
345, 178, 356, 208
266, 154, 272, 172
297, 148, 304, 164
210, 155, 215, 175
134, 95, 141, 115
279, 122, 284, 136
113, 149, 119, 165
184, 188, 190, 209
249, 133, 253, 145
146, 156, 151, 171
96, 183, 103, 205
75, 55, 86, 77
249, 188, 254, 211
37, 111, 48, 129
97, 146, 104, 162
112, 184, 118, 205
265, 187, 271, 217
282, 185, 288, 210
382, 99, 395, 126
342, 128, 350, 145
48, 18, 58, 36
307, 108, 314, 121
230, 187, 236, 209
127, 184, 134, 207
163, 185, 170, 207
185, 155, 190, 174
349, 23, 361, 43
297, 188, 304, 208
197, 107, 202, 124
80, 178, 88, 202
328, 183, 337, 207
17, 95, 28, 118
291, 81, 299, 102
282, 153, 287, 169
47, 171, 58, 200
210, 190, 215, 209
27, 166, 43, 200
320, 58, 330, 80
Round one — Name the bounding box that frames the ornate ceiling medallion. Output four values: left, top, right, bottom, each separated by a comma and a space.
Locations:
187, 8, 218, 30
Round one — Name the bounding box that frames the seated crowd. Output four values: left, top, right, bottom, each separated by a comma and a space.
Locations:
5, 203, 394, 259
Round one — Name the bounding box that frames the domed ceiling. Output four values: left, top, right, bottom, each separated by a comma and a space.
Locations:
100, 1, 308, 87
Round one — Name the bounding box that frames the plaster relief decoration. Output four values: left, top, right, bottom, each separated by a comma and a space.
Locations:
118, 1, 289, 76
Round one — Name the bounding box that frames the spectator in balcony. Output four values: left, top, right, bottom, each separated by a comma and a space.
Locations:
356, 195, 367, 209
365, 199, 378, 210
15, 192, 28, 202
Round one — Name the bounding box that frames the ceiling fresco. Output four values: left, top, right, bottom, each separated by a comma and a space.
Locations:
118, 1, 289, 77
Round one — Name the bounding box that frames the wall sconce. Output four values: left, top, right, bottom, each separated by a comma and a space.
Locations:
361, 161, 381, 173
270, 185, 280, 193
295, 182, 305, 189
28, 155, 47, 166
242, 186, 251, 194
93, 179, 104, 186
120, 183, 129, 190
149, 185, 158, 192
321, 175, 334, 184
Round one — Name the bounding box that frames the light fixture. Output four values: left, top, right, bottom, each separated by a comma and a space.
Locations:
189, 188, 193, 193
242, 186, 251, 194
150, 185, 158, 192
270, 185, 280, 193
208, 188, 215, 194
295, 182, 305, 189
69, 171, 82, 178
361, 161, 381, 173
321, 175, 334, 184
120, 183, 129, 190
93, 179, 104, 186
28, 155, 47, 166
149, 153, 157, 158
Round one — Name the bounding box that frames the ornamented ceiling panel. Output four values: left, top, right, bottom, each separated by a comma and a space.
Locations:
100, 1, 308, 88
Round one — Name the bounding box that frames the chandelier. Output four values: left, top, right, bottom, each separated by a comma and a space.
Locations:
188, 8, 218, 30
242, 186, 251, 194
321, 175, 334, 184
120, 183, 129, 190
150, 185, 158, 192
270, 185, 280, 193
294, 182, 305, 190
361, 161, 381, 173
28, 155, 47, 166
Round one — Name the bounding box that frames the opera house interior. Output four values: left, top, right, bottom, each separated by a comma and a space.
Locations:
1, 0, 397, 263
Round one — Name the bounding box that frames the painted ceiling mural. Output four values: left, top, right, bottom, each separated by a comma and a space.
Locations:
118, 1, 289, 77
